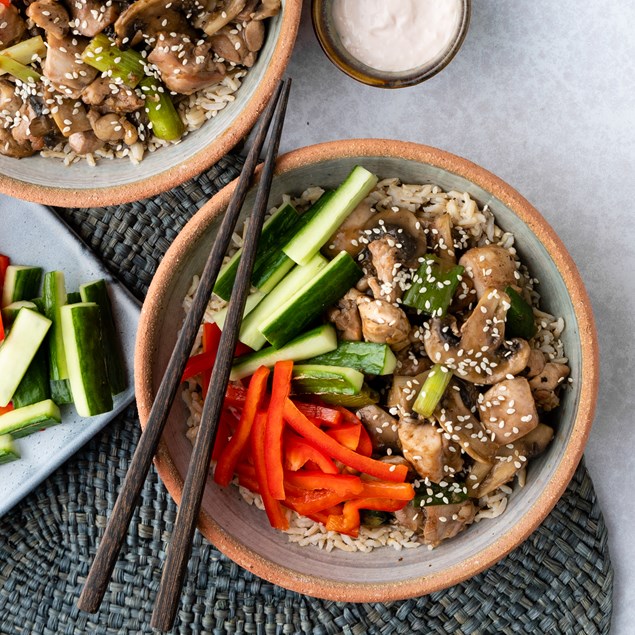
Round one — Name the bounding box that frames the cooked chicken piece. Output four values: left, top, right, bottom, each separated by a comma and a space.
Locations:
326, 287, 363, 341
357, 296, 410, 351
26, 0, 70, 38
114, 0, 196, 46
148, 33, 226, 95
0, 80, 21, 113
394, 500, 420, 532
525, 348, 546, 378
11, 100, 54, 151
68, 129, 104, 154
66, 0, 120, 37
420, 501, 475, 547
357, 405, 400, 452
394, 344, 432, 377
210, 20, 264, 67
323, 200, 374, 259
479, 377, 539, 444
366, 236, 404, 303
459, 245, 520, 300
529, 362, 570, 411
398, 420, 463, 483
0, 4, 26, 48
82, 77, 144, 113
43, 34, 98, 98
252, 0, 280, 20
0, 127, 35, 158
387, 375, 423, 417
49, 97, 92, 136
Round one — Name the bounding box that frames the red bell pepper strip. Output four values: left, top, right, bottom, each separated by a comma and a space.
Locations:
251, 411, 289, 530
0, 254, 9, 299
284, 431, 338, 474
233, 341, 253, 357
201, 322, 221, 398
326, 498, 410, 537
356, 424, 373, 457
305, 504, 343, 526
283, 399, 409, 483
293, 401, 342, 426
284, 471, 363, 497
214, 365, 270, 486
284, 490, 352, 516
356, 481, 414, 501
325, 423, 361, 451
264, 360, 293, 500
0, 402, 13, 416
211, 410, 236, 462
182, 351, 216, 382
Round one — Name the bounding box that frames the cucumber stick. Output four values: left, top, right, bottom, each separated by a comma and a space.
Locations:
80, 279, 127, 395
260, 251, 363, 349
213, 291, 266, 330
61, 303, 113, 417
237, 253, 328, 351
1, 265, 42, 308
43, 271, 69, 381
0, 308, 51, 407
318, 384, 380, 407
230, 324, 337, 380
0, 434, 20, 464
213, 202, 301, 301
12, 343, 50, 408
50, 379, 73, 405
0, 399, 61, 438
1, 300, 37, 324
306, 341, 397, 375
283, 166, 378, 266
292, 364, 364, 395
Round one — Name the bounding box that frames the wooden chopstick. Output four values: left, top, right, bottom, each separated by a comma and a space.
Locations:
77, 78, 289, 616
150, 79, 292, 631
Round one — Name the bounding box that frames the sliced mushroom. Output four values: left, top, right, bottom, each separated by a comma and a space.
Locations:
387, 374, 424, 417
420, 500, 476, 547
195, 0, 247, 36
88, 111, 127, 142
68, 129, 104, 154
0, 127, 35, 158
0, 79, 21, 113
0, 3, 26, 48
326, 287, 363, 341
50, 98, 92, 137
357, 295, 411, 351
82, 77, 144, 114
529, 362, 570, 411
11, 100, 54, 151
394, 346, 432, 377
43, 34, 98, 98
458, 245, 520, 300
427, 213, 456, 263
26, 0, 70, 38
468, 423, 553, 497
366, 236, 404, 303
393, 500, 421, 533
357, 405, 400, 453
435, 379, 497, 463
525, 349, 546, 378
424, 287, 531, 384
479, 377, 538, 444
66, 0, 120, 37
322, 199, 375, 259
252, 0, 281, 20
148, 33, 227, 95
398, 421, 463, 483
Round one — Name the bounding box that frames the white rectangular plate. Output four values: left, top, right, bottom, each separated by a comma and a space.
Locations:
0, 195, 140, 517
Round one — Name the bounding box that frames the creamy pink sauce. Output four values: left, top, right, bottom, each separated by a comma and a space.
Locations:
332, 0, 463, 73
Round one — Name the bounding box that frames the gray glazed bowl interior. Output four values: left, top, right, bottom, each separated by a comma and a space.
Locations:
141, 148, 594, 600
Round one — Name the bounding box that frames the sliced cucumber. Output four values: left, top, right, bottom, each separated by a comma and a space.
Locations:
213, 291, 266, 330
43, 271, 69, 381
259, 251, 362, 349
230, 324, 337, 381
12, 343, 50, 409
50, 379, 73, 405
0, 308, 52, 407
1, 300, 37, 324
0, 434, 20, 465
237, 253, 328, 350
283, 166, 378, 266
0, 399, 61, 438
292, 364, 364, 396
67, 291, 82, 304
319, 384, 380, 407
61, 302, 113, 417
214, 202, 301, 301
1, 265, 42, 308
306, 341, 397, 375
80, 279, 127, 395
298, 190, 335, 225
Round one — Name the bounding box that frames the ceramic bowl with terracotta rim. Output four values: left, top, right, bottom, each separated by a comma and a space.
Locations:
135, 139, 598, 602
0, 0, 301, 209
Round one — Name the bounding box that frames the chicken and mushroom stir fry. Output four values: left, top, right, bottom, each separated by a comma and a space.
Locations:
0, 0, 280, 162
319, 183, 570, 548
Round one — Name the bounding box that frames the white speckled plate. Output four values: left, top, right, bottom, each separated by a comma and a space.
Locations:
0, 194, 140, 517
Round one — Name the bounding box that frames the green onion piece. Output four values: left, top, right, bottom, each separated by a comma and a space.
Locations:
0, 36, 46, 76
81, 34, 145, 88
504, 286, 536, 340
402, 255, 464, 317
139, 76, 185, 141
412, 364, 452, 418
0, 55, 40, 83
413, 481, 468, 508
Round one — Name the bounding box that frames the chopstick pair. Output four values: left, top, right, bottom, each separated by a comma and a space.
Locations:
77, 78, 292, 631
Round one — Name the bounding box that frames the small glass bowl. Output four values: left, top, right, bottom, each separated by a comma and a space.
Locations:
312, 0, 471, 88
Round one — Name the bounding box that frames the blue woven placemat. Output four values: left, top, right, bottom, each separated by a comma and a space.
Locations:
0, 155, 613, 634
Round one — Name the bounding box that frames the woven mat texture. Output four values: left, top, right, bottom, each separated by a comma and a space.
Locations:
0, 155, 613, 635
